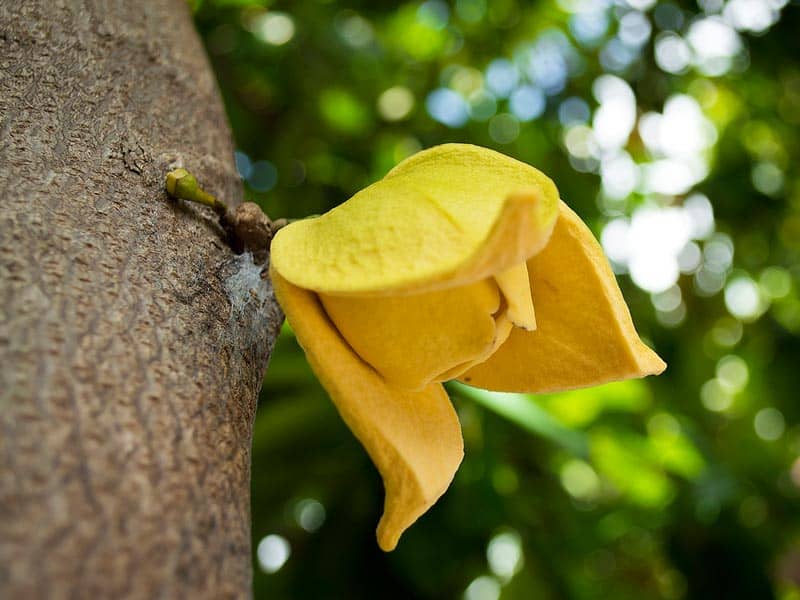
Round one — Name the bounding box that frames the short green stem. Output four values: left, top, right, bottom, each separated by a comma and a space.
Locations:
164, 167, 286, 261
165, 168, 228, 216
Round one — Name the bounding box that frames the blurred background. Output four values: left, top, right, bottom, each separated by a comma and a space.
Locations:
192, 1, 799, 597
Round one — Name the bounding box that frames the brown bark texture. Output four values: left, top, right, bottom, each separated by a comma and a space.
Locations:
0, 1, 283, 598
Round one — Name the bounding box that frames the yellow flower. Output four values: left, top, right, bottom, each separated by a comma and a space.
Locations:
269, 144, 665, 551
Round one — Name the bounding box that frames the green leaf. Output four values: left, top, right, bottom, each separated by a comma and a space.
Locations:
538, 380, 652, 428
590, 429, 674, 508
451, 382, 589, 457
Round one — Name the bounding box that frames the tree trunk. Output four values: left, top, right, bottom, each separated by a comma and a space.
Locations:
0, 2, 282, 598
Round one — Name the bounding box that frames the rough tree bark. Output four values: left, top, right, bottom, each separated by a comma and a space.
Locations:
0, 2, 283, 598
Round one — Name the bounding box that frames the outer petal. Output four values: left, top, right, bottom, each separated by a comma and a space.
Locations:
271, 268, 464, 551
320, 279, 501, 391
460, 201, 666, 393
270, 144, 559, 296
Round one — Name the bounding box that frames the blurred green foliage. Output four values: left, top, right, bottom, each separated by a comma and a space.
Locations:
193, 0, 800, 598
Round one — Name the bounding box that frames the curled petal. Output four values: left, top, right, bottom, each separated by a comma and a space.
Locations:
270, 144, 559, 296
435, 312, 515, 382
460, 201, 666, 393
494, 262, 536, 331
271, 268, 464, 551
320, 279, 501, 391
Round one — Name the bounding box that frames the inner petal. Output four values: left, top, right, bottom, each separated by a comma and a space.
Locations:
320, 279, 502, 391
494, 262, 536, 331
434, 311, 514, 382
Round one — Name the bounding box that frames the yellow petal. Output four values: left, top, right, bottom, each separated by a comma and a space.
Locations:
460, 201, 666, 392
271, 268, 464, 551
435, 312, 515, 381
494, 262, 536, 331
320, 278, 501, 391
270, 144, 559, 296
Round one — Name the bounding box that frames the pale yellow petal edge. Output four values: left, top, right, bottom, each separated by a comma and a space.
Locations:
271, 144, 560, 297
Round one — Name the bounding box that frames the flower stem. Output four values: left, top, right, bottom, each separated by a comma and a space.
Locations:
165, 168, 228, 217
164, 168, 287, 262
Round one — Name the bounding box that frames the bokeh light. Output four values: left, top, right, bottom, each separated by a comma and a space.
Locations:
426, 88, 470, 127
248, 12, 295, 46
294, 498, 326, 532
464, 576, 501, 600
754, 408, 785, 441
257, 535, 291, 573
486, 531, 524, 581
378, 86, 415, 121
